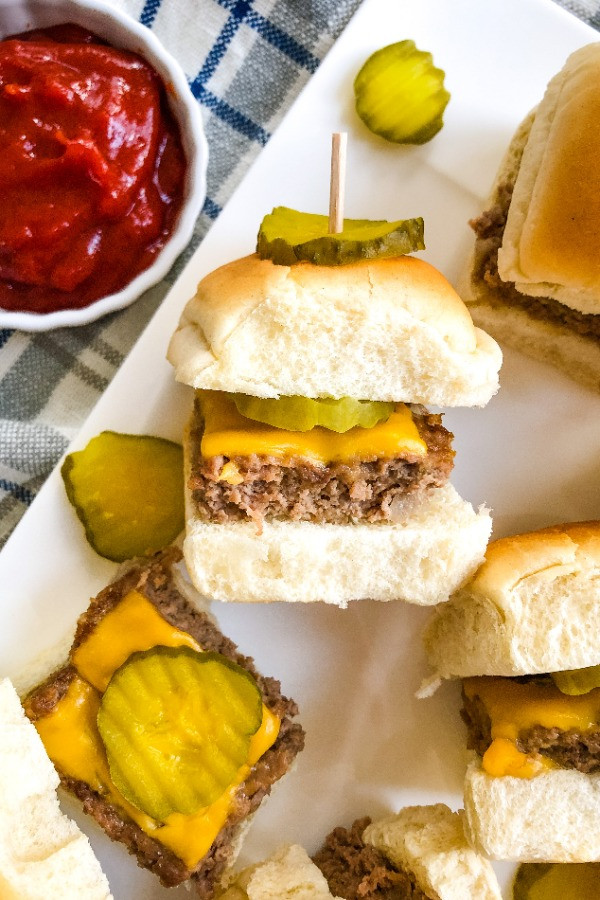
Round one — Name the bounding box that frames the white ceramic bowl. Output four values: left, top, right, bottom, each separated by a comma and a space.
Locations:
0, 0, 207, 331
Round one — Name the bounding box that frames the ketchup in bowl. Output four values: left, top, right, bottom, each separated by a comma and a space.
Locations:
0, 24, 186, 314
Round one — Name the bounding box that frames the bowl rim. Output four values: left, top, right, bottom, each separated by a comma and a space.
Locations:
0, 0, 208, 332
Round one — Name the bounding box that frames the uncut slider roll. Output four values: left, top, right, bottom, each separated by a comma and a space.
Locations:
463, 43, 600, 391
167, 251, 501, 605
218, 804, 501, 899
424, 521, 600, 861
23, 548, 304, 896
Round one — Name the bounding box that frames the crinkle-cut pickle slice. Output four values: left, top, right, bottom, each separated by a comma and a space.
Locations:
513, 862, 600, 899
354, 40, 450, 144
233, 394, 396, 433
257, 206, 424, 266
61, 431, 184, 563
550, 665, 600, 696
97, 647, 263, 822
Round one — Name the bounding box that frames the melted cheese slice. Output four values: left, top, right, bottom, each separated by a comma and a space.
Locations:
72, 590, 200, 692
35, 591, 280, 869
464, 676, 600, 779
198, 391, 427, 463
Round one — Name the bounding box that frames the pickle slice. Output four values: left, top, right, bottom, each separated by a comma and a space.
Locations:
354, 40, 450, 144
97, 647, 263, 822
61, 431, 184, 562
233, 394, 395, 433
550, 665, 600, 696
257, 206, 424, 266
513, 862, 600, 899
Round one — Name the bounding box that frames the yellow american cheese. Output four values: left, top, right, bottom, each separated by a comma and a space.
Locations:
198, 391, 427, 464
34, 591, 280, 869
464, 676, 600, 779
481, 737, 554, 779
72, 590, 201, 692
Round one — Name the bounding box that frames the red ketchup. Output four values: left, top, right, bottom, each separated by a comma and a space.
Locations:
0, 24, 186, 314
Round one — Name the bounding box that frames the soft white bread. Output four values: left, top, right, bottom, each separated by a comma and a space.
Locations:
168, 254, 501, 407
218, 805, 501, 900
183, 482, 492, 605
364, 804, 501, 899
424, 521, 600, 677
464, 758, 600, 862
0, 678, 112, 900
498, 44, 600, 314
218, 844, 341, 900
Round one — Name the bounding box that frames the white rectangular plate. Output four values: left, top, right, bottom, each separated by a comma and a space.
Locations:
1, 0, 599, 896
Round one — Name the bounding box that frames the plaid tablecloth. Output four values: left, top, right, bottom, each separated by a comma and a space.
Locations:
0, 0, 598, 548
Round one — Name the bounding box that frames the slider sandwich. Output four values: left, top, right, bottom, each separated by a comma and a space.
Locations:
218, 804, 501, 899
23, 548, 304, 895
463, 43, 600, 391
0, 678, 112, 900
168, 213, 502, 605
424, 522, 600, 861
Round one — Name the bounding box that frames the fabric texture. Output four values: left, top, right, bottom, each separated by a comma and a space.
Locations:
0, 0, 598, 548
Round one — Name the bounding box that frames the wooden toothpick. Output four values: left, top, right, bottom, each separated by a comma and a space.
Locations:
328, 132, 347, 234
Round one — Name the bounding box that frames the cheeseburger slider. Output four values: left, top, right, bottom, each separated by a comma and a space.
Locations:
23, 548, 304, 895
218, 804, 501, 900
424, 522, 600, 861
463, 43, 600, 391
0, 678, 112, 900
167, 218, 501, 606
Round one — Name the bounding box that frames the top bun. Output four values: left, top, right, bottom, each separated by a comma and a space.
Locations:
425, 521, 600, 678
498, 43, 600, 314
168, 254, 501, 407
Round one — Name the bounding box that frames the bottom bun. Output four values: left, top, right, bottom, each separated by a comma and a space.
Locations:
464, 758, 600, 861
464, 286, 600, 394
183, 484, 492, 605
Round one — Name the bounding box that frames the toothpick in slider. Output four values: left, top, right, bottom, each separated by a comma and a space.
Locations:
328, 132, 347, 234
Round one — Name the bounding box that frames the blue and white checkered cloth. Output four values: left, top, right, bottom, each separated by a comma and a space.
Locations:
0, 0, 598, 548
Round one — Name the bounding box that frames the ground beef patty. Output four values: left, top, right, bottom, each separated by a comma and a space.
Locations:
189, 399, 454, 527
25, 548, 304, 897
470, 179, 600, 341
461, 683, 600, 774
312, 817, 432, 900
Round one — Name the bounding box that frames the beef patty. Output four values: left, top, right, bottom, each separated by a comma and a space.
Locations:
312, 817, 432, 900
470, 179, 600, 341
188, 398, 455, 528
25, 548, 304, 896
461, 681, 600, 774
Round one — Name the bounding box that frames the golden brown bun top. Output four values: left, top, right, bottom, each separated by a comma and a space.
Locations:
470, 521, 600, 599
522, 47, 600, 285
499, 44, 600, 313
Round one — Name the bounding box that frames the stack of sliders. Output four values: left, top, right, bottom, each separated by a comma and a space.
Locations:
463, 43, 600, 392
424, 521, 600, 861
0, 677, 112, 899
218, 804, 501, 899
167, 212, 502, 605
22, 548, 304, 896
